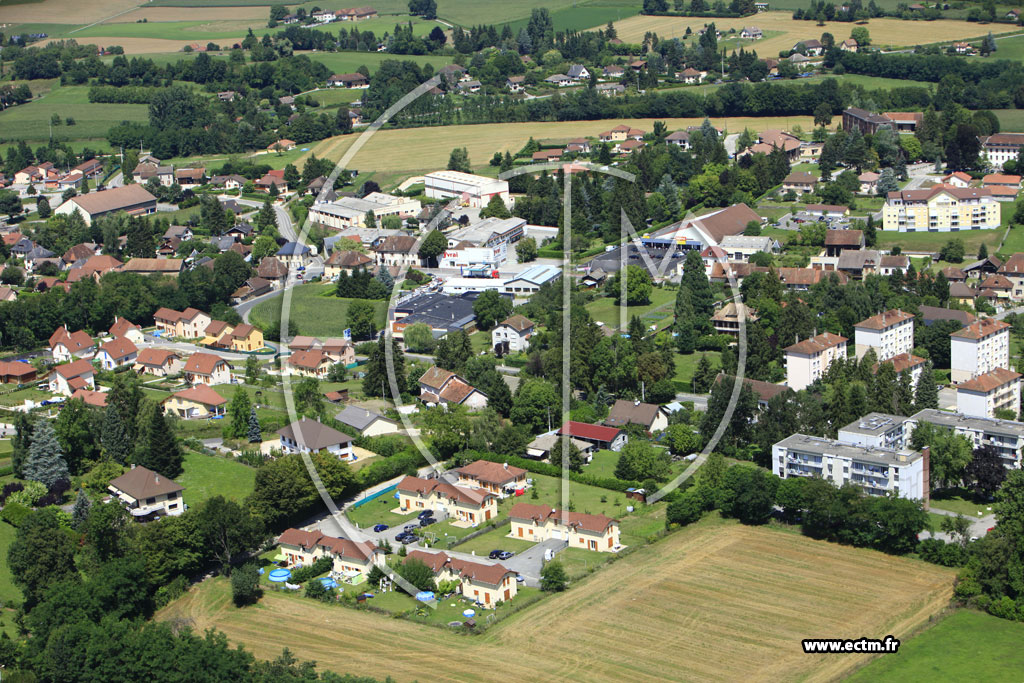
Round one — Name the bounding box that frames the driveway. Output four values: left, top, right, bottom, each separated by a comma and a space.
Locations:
920, 507, 995, 543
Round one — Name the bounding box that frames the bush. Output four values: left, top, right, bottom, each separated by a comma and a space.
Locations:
289, 555, 332, 583
231, 563, 261, 607
1, 501, 31, 527
7, 480, 46, 507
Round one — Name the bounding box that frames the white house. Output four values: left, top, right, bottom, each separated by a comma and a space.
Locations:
276, 416, 355, 460
95, 337, 139, 370
491, 314, 534, 353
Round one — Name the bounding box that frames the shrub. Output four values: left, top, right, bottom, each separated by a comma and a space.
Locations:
231, 562, 262, 606
1, 502, 31, 527
7, 480, 47, 507
289, 555, 332, 583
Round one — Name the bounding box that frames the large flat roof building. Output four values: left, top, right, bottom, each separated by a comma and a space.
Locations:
55, 185, 157, 226
424, 171, 509, 209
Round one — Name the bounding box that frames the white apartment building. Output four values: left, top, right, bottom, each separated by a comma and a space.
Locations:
424, 171, 510, 209
882, 186, 1001, 232
909, 408, 1024, 469
981, 133, 1024, 167
837, 412, 911, 451
773, 433, 926, 500
950, 318, 1010, 382
854, 309, 914, 361
956, 367, 1022, 419
783, 331, 848, 391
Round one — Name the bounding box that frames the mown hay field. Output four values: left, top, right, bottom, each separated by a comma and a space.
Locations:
604, 11, 1009, 53
0, 0, 140, 25
303, 115, 815, 184
158, 517, 954, 683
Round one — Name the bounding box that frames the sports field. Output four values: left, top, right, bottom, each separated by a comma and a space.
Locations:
603, 11, 1010, 53
303, 115, 815, 186
158, 516, 955, 682
848, 609, 1024, 681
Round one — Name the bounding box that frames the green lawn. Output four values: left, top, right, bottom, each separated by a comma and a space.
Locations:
0, 83, 147, 144
248, 283, 387, 339
587, 449, 620, 479
299, 51, 454, 78
673, 351, 721, 389
929, 488, 993, 518
345, 493, 418, 530
451, 525, 538, 556
847, 609, 1024, 681
0, 386, 54, 408
0, 522, 22, 606
175, 450, 257, 507
998, 224, 1024, 258
874, 228, 1003, 254
585, 286, 676, 330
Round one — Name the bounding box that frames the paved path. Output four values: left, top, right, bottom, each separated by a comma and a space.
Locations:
921, 508, 996, 543
673, 392, 709, 410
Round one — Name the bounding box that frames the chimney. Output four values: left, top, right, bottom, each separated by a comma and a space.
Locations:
130, 463, 135, 469
155, 475, 160, 484
921, 445, 930, 508
503, 462, 508, 470
634, 399, 640, 406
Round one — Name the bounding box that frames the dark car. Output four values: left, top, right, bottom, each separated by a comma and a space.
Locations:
372, 524, 389, 532
488, 550, 503, 560
395, 533, 417, 544
417, 510, 434, 520
418, 517, 434, 528
496, 551, 514, 560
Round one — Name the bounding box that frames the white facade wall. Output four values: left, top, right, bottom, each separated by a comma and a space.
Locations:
951, 329, 1009, 383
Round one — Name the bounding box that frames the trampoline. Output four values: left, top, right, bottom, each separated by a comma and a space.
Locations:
268, 568, 291, 582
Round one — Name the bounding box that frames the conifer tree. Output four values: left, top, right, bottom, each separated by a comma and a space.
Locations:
247, 407, 262, 443
23, 420, 69, 488
71, 488, 92, 530
138, 405, 183, 478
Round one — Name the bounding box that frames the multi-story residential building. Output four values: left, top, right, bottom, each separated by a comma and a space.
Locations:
278, 528, 383, 578
491, 314, 534, 353
276, 416, 354, 459
396, 475, 498, 524
853, 309, 915, 361
837, 412, 911, 451
842, 107, 893, 135
882, 186, 1001, 232
772, 433, 927, 500
950, 318, 1010, 382
508, 503, 621, 552
406, 550, 517, 608
956, 367, 1021, 419
980, 133, 1024, 167
910, 408, 1024, 469
783, 331, 848, 391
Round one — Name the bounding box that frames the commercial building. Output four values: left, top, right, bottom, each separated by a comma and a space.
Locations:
980, 133, 1024, 167
882, 186, 1001, 232
956, 367, 1021, 419
445, 217, 526, 249
772, 433, 927, 500
424, 171, 509, 208
308, 193, 421, 230
853, 309, 915, 361
950, 318, 1010, 382
54, 185, 157, 226
390, 292, 476, 339
650, 203, 762, 250
842, 107, 894, 135
783, 331, 848, 391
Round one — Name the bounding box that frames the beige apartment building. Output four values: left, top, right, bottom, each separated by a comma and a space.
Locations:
882, 186, 1001, 232
784, 331, 848, 391
854, 309, 915, 361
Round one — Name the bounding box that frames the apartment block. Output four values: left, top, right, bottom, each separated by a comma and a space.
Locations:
772, 433, 927, 500
956, 367, 1021, 419
909, 408, 1024, 469
882, 186, 1001, 232
854, 309, 914, 361
783, 331, 848, 391
950, 318, 1010, 382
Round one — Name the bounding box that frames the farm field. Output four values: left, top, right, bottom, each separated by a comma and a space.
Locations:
848, 609, 1024, 681
303, 115, 815, 187
0, 83, 147, 145
0, 0, 141, 25
247, 283, 387, 340
505, 0, 643, 34
603, 11, 1010, 53
176, 451, 257, 507
300, 50, 455, 77
159, 516, 956, 682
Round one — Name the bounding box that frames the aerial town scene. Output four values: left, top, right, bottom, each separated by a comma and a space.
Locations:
1, 0, 1024, 679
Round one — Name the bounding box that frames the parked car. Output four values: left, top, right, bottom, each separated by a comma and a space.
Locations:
395, 532, 417, 544
417, 510, 434, 520
372, 523, 389, 532
515, 574, 525, 583
488, 550, 504, 560
496, 551, 514, 560
418, 517, 434, 528
403, 524, 418, 532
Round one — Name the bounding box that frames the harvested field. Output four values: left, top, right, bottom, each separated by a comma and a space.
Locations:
109, 5, 269, 21
158, 517, 955, 683
48, 36, 239, 53
604, 11, 1011, 53
0, 0, 140, 25
303, 115, 815, 182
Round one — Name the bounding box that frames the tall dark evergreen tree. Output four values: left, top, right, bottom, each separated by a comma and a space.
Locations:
137, 405, 183, 478
23, 420, 70, 488
247, 407, 262, 443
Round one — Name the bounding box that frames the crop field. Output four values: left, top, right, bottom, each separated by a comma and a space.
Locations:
70, 19, 262, 41
0, 83, 147, 144
603, 11, 1009, 53
303, 116, 815, 185
505, 0, 643, 34
848, 609, 1024, 681
247, 283, 387, 339
159, 516, 955, 682
0, 0, 140, 25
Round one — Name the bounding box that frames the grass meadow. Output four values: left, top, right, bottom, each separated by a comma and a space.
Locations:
176, 450, 257, 507
0, 521, 21, 606
848, 609, 1024, 681
247, 283, 388, 339
159, 515, 955, 682
0, 83, 147, 145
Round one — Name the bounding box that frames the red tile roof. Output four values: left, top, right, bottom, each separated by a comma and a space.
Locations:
456, 460, 527, 486
508, 502, 618, 534
951, 318, 1010, 340
854, 309, 914, 331
184, 352, 226, 375
55, 358, 94, 379
784, 331, 847, 355
171, 384, 227, 407
957, 367, 1021, 393
135, 348, 179, 367
99, 336, 138, 361
396, 475, 493, 507
558, 421, 622, 443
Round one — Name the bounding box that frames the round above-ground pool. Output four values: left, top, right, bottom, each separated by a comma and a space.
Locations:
462, 609, 475, 618
320, 578, 338, 589
415, 591, 435, 602
268, 568, 291, 582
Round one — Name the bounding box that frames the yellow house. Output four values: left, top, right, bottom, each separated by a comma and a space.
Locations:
508, 502, 621, 552
277, 528, 384, 575
286, 349, 333, 378
228, 323, 264, 352
163, 384, 227, 418
406, 550, 518, 608
396, 475, 497, 525
201, 320, 235, 347
882, 186, 1001, 232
